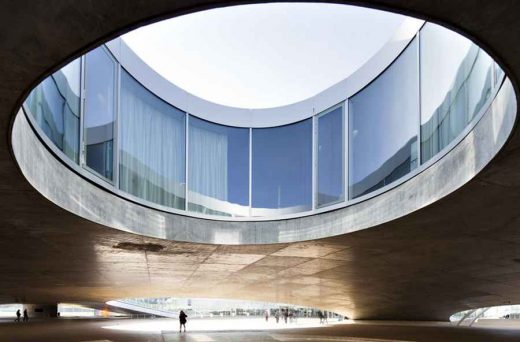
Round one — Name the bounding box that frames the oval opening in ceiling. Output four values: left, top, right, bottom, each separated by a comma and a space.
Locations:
122, 3, 413, 109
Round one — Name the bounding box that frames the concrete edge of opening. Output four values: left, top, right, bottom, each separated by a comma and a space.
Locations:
10, 79, 517, 245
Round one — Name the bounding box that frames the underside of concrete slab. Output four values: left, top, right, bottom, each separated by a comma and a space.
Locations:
1, 0, 520, 322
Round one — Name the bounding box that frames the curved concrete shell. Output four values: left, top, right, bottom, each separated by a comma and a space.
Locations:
2, 1, 520, 321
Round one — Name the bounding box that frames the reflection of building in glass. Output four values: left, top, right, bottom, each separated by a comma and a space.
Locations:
25, 60, 80, 163
350, 137, 417, 198
348, 38, 418, 199
84, 47, 116, 180
420, 25, 493, 163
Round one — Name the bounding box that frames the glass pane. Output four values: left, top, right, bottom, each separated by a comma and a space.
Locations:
188, 116, 249, 217
24, 58, 81, 163
349, 38, 419, 199
495, 63, 505, 85
119, 70, 186, 210
317, 104, 344, 207
420, 23, 493, 162
468, 49, 494, 118
252, 119, 312, 215
84, 47, 116, 180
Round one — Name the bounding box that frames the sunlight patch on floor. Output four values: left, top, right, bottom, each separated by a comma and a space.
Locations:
102, 317, 346, 333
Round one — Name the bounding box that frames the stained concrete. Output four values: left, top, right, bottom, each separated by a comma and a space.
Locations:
1, 0, 520, 322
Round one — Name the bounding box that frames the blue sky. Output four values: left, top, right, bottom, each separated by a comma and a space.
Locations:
123, 3, 408, 109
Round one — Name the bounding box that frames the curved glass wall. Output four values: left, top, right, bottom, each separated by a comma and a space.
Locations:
420, 23, 493, 162
317, 104, 345, 207
119, 70, 186, 209
84, 46, 116, 180
252, 120, 312, 215
495, 64, 505, 86
188, 116, 249, 217
349, 38, 419, 199
24, 58, 80, 163
22, 22, 503, 219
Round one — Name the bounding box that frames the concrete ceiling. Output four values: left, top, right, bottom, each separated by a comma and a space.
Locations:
1, 1, 520, 321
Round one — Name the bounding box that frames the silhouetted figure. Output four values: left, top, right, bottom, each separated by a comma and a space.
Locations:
284, 308, 288, 323
179, 310, 187, 332
22, 309, 28, 322
318, 310, 324, 324
15, 309, 21, 322
265, 309, 269, 322
275, 310, 280, 323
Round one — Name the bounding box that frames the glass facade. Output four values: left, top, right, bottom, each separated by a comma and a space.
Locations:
495, 63, 505, 86
188, 117, 249, 216
349, 38, 419, 199
84, 47, 116, 180
24, 58, 81, 163
252, 120, 312, 215
119, 70, 186, 209
317, 104, 344, 207
420, 23, 493, 162
23, 22, 502, 219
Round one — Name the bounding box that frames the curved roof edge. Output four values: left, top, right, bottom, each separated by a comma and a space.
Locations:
106, 18, 423, 128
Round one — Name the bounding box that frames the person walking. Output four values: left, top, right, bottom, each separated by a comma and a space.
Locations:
318, 310, 324, 324
14, 309, 21, 322
275, 310, 280, 323
179, 310, 188, 332
22, 309, 28, 322
265, 309, 269, 322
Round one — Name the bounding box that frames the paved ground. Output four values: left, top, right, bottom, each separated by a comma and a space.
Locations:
102, 317, 335, 332
2, 318, 520, 342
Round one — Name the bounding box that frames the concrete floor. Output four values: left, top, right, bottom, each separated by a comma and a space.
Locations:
2, 318, 520, 342
102, 317, 333, 332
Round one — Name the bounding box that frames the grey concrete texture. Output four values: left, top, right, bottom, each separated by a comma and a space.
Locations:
2, 0, 520, 322
2, 318, 520, 342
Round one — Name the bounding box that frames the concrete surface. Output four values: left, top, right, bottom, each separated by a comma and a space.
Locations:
1, 0, 520, 323
1, 318, 520, 342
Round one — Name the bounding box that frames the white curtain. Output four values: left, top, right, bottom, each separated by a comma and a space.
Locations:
188, 119, 228, 206
119, 71, 185, 209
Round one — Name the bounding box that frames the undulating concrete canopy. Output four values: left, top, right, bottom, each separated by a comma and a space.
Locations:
1, 1, 520, 321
